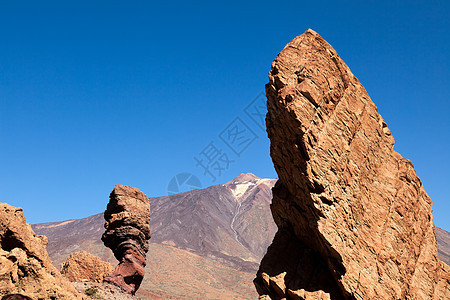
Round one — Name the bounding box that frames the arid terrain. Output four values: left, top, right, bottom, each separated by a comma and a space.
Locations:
32, 173, 449, 299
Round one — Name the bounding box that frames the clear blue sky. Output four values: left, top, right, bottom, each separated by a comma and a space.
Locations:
0, 1, 448, 230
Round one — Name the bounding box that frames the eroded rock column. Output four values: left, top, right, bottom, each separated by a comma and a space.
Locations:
101, 184, 151, 295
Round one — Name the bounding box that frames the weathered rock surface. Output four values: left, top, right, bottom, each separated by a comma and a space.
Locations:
61, 250, 114, 283
102, 184, 151, 295
0, 203, 84, 299
255, 29, 450, 299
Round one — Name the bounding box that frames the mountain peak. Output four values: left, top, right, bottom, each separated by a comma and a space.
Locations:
223, 173, 264, 201
225, 173, 261, 186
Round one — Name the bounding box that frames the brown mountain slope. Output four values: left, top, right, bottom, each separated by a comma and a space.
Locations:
140, 243, 256, 299
149, 174, 277, 272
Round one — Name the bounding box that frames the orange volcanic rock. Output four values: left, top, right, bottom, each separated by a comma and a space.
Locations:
101, 184, 151, 295
255, 29, 450, 299
0, 203, 84, 299
61, 250, 114, 283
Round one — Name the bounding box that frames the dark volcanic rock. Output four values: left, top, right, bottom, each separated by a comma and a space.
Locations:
255, 29, 450, 299
101, 184, 151, 295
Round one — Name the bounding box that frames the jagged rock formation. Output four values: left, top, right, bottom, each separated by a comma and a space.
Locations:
255, 29, 450, 299
0, 203, 84, 299
101, 184, 151, 295
61, 250, 114, 283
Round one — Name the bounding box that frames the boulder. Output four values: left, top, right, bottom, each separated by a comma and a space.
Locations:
61, 250, 114, 283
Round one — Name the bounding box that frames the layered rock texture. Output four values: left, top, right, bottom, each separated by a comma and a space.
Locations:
101, 184, 151, 295
0, 203, 84, 299
61, 250, 114, 283
255, 29, 450, 299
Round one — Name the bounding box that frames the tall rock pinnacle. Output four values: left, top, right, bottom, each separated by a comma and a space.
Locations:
254, 29, 450, 299
101, 184, 151, 295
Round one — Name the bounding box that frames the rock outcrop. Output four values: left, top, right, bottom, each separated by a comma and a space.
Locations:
255, 29, 450, 299
61, 250, 114, 283
101, 184, 151, 295
0, 203, 84, 299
